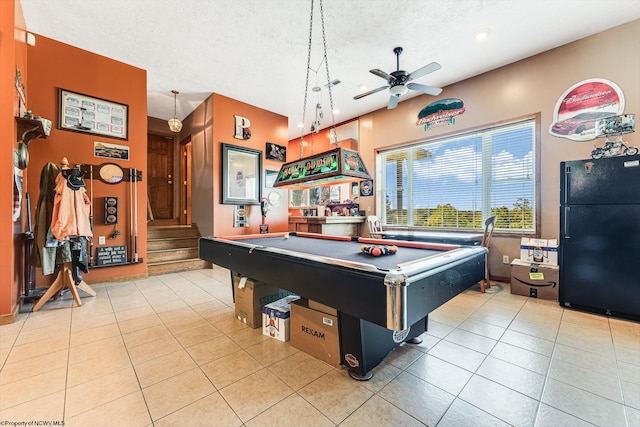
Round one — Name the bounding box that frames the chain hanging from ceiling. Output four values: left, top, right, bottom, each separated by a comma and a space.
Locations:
300, 0, 338, 158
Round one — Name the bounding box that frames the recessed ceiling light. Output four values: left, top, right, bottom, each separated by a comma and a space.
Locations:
297, 122, 304, 128
359, 84, 368, 91
333, 109, 340, 114
474, 28, 490, 41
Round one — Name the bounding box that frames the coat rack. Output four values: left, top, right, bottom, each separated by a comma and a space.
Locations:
32, 158, 97, 312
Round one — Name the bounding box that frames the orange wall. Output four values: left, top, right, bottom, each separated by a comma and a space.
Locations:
287, 117, 360, 161
186, 93, 289, 237
25, 35, 148, 285
0, 0, 19, 321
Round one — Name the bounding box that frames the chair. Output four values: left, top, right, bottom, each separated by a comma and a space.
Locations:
479, 216, 496, 293
367, 215, 382, 238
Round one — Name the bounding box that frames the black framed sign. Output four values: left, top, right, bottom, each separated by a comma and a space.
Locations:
222, 144, 262, 205
360, 179, 374, 197
265, 142, 286, 162
58, 88, 128, 140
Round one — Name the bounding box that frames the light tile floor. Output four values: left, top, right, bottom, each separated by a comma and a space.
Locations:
0, 266, 638, 427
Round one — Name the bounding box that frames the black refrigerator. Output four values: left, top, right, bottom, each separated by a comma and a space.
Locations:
559, 154, 640, 321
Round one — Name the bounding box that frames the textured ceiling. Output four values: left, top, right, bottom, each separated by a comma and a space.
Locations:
20, 0, 640, 140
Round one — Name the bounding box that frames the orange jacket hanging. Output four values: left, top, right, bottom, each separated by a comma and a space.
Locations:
50, 172, 93, 241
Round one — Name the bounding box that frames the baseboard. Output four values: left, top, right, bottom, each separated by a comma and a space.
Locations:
490, 275, 510, 284
86, 272, 149, 285
0, 304, 20, 325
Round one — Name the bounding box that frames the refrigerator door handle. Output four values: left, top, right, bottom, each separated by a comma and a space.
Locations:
563, 206, 570, 239
562, 166, 570, 204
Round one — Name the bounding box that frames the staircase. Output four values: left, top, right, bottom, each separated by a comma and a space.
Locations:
147, 223, 211, 275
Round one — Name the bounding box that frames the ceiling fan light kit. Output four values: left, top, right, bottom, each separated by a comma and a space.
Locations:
353, 46, 442, 109
389, 85, 409, 96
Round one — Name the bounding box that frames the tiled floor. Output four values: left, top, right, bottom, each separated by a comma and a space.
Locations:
0, 266, 638, 427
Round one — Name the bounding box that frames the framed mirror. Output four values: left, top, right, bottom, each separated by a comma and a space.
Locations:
222, 144, 262, 205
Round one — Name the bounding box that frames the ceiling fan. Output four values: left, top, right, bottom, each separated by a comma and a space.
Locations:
354, 47, 442, 109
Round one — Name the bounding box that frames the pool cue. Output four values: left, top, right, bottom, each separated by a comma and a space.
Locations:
133, 168, 139, 263
129, 167, 134, 263
89, 165, 94, 266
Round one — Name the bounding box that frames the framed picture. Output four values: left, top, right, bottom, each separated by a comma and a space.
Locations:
329, 185, 341, 202
265, 169, 278, 188
265, 142, 286, 162
58, 88, 128, 140
94, 141, 130, 160
360, 179, 374, 197
222, 143, 262, 205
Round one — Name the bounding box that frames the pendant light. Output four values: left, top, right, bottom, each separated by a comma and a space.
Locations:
168, 89, 183, 133
273, 0, 371, 188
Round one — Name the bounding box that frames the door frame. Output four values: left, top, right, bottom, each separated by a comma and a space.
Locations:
179, 136, 192, 225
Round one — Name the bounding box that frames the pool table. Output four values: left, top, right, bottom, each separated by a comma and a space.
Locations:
199, 232, 486, 379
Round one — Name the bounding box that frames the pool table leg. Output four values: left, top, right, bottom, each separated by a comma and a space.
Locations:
338, 312, 428, 380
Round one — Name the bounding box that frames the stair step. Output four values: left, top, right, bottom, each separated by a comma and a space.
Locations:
146, 223, 207, 275
148, 258, 211, 276
147, 225, 199, 239
147, 236, 200, 251
147, 247, 199, 263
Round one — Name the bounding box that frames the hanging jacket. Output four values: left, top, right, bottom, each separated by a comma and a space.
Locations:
50, 171, 93, 241
32, 163, 71, 275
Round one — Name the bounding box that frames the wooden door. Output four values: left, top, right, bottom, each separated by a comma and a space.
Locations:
147, 133, 174, 219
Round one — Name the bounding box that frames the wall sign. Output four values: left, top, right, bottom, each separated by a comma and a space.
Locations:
360, 179, 373, 197
94, 141, 130, 160
58, 88, 128, 140
233, 115, 251, 140
96, 245, 127, 266
266, 142, 286, 162
549, 78, 625, 142
416, 97, 465, 131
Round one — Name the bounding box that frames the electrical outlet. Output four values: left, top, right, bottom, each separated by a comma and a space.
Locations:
503, 255, 509, 264
99, 236, 106, 245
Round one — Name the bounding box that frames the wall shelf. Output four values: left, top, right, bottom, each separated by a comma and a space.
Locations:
16, 117, 47, 145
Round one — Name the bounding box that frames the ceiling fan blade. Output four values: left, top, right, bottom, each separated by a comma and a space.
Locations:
388, 95, 399, 109
353, 85, 389, 100
407, 82, 443, 96
370, 69, 393, 81
407, 62, 441, 81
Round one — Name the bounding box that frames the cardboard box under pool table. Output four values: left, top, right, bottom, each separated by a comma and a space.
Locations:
290, 298, 341, 367
262, 295, 300, 342
510, 258, 559, 300
233, 274, 294, 328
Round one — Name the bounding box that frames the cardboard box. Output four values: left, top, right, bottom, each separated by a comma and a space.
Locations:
290, 299, 341, 367
233, 275, 294, 328
262, 295, 300, 342
510, 258, 559, 300
520, 238, 558, 265
308, 299, 338, 316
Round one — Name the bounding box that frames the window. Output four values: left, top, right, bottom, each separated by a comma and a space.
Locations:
289, 187, 322, 207
377, 116, 538, 233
